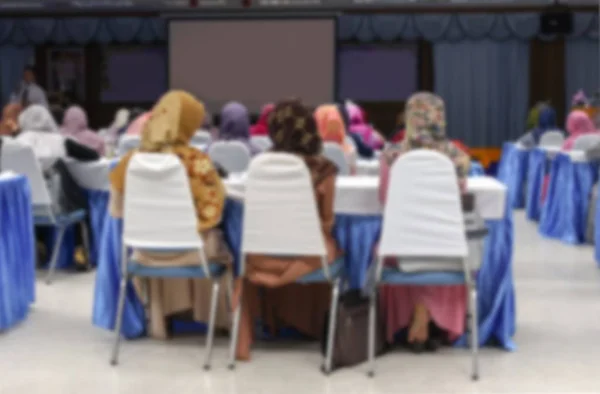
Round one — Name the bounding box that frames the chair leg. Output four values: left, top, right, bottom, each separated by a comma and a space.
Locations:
45, 226, 66, 285
110, 274, 129, 366
228, 284, 243, 370
323, 278, 341, 375
204, 281, 220, 370
470, 284, 480, 381
367, 288, 377, 378
79, 221, 92, 268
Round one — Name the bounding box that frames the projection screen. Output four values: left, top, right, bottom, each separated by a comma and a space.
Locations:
168, 18, 336, 113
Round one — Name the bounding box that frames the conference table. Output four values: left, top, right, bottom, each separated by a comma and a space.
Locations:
62, 158, 515, 350
356, 158, 486, 177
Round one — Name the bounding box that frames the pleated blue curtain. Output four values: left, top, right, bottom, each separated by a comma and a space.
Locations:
433, 40, 530, 147
565, 38, 599, 110
0, 46, 34, 106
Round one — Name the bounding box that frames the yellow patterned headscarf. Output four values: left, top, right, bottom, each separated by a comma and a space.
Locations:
110, 90, 225, 231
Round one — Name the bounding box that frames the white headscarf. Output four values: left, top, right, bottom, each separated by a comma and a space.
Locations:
16, 105, 65, 170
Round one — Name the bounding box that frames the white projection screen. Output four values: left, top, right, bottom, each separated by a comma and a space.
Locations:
168, 18, 336, 113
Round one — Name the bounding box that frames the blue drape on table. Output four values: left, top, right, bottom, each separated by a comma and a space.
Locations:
595, 190, 600, 266
497, 143, 529, 209
0, 175, 35, 331
434, 40, 529, 147
469, 161, 485, 176
87, 189, 110, 265
540, 154, 599, 244
0, 45, 34, 106
93, 197, 515, 348
525, 148, 547, 221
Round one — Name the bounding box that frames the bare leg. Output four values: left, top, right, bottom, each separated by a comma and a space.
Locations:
408, 303, 430, 343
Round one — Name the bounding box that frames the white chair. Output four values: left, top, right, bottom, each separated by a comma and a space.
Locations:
0, 140, 90, 284
191, 130, 212, 145
208, 141, 251, 173
323, 142, 350, 175
117, 135, 141, 156
228, 153, 344, 373
539, 131, 565, 148
250, 136, 273, 152
368, 150, 487, 380
110, 153, 228, 369
573, 133, 600, 151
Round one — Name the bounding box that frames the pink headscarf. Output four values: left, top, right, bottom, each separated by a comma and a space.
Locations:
562, 110, 598, 151
250, 104, 274, 136
125, 112, 151, 136
314, 104, 353, 154
61, 106, 105, 155
346, 102, 383, 149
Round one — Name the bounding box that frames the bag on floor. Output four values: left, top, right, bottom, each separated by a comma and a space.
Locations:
321, 289, 386, 371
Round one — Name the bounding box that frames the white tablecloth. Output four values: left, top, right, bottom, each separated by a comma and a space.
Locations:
355, 159, 379, 176
226, 175, 506, 220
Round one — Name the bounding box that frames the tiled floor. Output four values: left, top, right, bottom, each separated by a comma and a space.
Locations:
2, 211, 600, 393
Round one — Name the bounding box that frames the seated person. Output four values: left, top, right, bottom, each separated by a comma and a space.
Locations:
212, 101, 261, 155
314, 104, 357, 172
233, 99, 340, 360
518, 105, 559, 148
562, 110, 599, 151
249, 103, 274, 137
346, 101, 384, 150
0, 103, 22, 136
336, 102, 374, 159
109, 90, 232, 339
61, 105, 105, 156
379, 92, 470, 352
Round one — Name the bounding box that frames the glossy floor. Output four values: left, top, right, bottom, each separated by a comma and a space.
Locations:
2, 212, 600, 393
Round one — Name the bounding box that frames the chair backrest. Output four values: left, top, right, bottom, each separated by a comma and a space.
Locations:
191, 131, 212, 145
117, 135, 141, 156
250, 136, 273, 152
323, 142, 350, 175
378, 150, 468, 266
0, 138, 52, 206
241, 153, 327, 275
573, 133, 600, 151
539, 131, 565, 148
208, 141, 251, 173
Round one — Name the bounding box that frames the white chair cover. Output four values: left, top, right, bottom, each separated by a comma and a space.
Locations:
573, 133, 600, 151
241, 153, 327, 274
539, 131, 565, 148
117, 135, 141, 156
250, 136, 273, 152
323, 142, 350, 175
191, 131, 212, 146
0, 138, 52, 206
378, 150, 468, 271
208, 141, 251, 173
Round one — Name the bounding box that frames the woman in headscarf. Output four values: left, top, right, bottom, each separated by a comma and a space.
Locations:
249, 103, 274, 136
562, 110, 599, 151
518, 105, 558, 148
124, 111, 150, 136
337, 102, 374, 159
233, 99, 339, 361
314, 104, 357, 172
215, 101, 260, 155
109, 90, 232, 339
0, 103, 22, 136
346, 101, 384, 149
378, 92, 470, 352
61, 105, 105, 155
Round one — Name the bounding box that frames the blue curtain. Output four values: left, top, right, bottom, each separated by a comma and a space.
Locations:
433, 39, 529, 147
0, 45, 34, 106
565, 38, 599, 110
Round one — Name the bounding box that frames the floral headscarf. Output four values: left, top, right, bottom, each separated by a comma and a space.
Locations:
110, 90, 225, 232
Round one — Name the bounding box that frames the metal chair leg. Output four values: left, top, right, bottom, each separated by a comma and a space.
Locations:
323, 278, 341, 374
204, 281, 220, 370
228, 284, 243, 370
45, 226, 66, 285
470, 285, 479, 381
110, 274, 129, 366
367, 288, 377, 378
79, 221, 92, 268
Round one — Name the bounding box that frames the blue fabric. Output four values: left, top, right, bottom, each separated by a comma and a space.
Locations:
595, 189, 600, 266
128, 261, 227, 278
87, 190, 110, 265
295, 257, 345, 284
531, 107, 558, 145
34, 209, 86, 226
381, 268, 466, 286
498, 142, 530, 209
434, 40, 529, 147
525, 148, 547, 221
539, 154, 599, 244
469, 161, 485, 176
93, 198, 515, 349
0, 175, 35, 331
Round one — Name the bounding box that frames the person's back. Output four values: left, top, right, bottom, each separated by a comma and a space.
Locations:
61, 105, 105, 155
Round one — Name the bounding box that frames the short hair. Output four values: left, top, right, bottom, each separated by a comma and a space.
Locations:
23, 65, 35, 74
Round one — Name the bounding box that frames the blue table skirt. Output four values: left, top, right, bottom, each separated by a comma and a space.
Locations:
594, 190, 600, 266
469, 161, 485, 177
498, 142, 529, 209
0, 175, 36, 331
539, 154, 598, 245
92, 192, 516, 349
525, 148, 547, 221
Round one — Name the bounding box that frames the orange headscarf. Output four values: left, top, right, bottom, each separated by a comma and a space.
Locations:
0, 103, 22, 136
110, 90, 225, 232
314, 104, 353, 154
